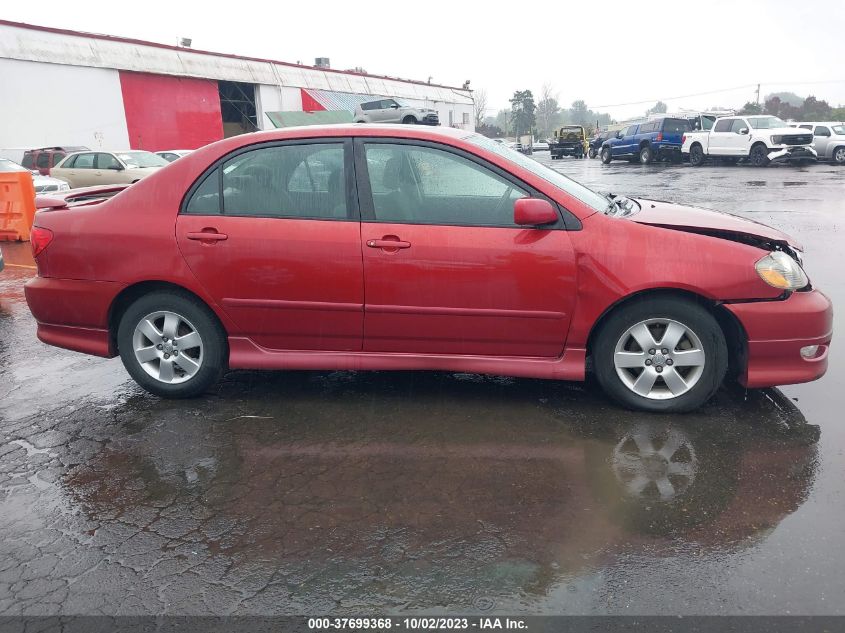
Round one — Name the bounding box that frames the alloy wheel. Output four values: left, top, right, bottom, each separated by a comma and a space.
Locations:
613, 318, 706, 400
132, 310, 204, 384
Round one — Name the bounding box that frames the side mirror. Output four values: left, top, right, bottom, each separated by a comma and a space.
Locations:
739, 128, 749, 135
616, 131, 624, 139
390, 103, 399, 109
514, 198, 558, 227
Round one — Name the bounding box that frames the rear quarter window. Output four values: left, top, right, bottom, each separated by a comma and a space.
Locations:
21, 154, 34, 169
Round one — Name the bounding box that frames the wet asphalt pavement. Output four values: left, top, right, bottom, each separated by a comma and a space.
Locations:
0, 156, 844, 616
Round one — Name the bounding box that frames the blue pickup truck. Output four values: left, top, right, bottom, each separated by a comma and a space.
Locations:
600, 117, 691, 164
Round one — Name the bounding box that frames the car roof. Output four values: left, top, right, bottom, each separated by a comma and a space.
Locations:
219, 123, 472, 143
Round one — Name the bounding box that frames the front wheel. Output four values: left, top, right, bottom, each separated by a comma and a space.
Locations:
589, 148, 597, 159
402, 115, 418, 124
600, 147, 612, 164
593, 297, 727, 413
749, 144, 770, 167
117, 291, 226, 398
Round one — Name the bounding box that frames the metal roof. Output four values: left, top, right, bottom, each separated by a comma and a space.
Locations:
0, 20, 473, 105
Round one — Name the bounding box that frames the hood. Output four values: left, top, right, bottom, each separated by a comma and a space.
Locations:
628, 198, 803, 252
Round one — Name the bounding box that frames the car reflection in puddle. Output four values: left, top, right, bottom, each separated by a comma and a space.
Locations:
49, 373, 821, 612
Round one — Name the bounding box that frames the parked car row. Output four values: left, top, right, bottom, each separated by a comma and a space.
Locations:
585, 114, 844, 167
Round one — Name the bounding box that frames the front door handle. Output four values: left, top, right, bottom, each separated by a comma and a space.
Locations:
367, 238, 411, 250
186, 229, 228, 242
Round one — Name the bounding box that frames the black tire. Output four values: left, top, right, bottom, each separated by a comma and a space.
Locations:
117, 291, 226, 398
588, 148, 597, 159
600, 146, 612, 164
689, 144, 705, 167
639, 144, 653, 165
832, 146, 845, 165
593, 297, 727, 413
749, 143, 770, 167
402, 115, 417, 125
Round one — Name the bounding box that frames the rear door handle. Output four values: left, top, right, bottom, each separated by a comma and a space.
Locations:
186, 230, 228, 242
367, 239, 411, 249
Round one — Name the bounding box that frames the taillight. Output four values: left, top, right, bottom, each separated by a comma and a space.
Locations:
30, 226, 53, 258
656, 132, 663, 141
682, 134, 686, 144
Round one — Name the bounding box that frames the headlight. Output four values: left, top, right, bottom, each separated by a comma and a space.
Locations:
771, 135, 783, 144
755, 251, 808, 290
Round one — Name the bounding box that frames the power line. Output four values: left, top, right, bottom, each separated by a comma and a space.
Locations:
591, 79, 845, 110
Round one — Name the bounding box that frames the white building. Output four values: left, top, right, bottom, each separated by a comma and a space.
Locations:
0, 20, 475, 152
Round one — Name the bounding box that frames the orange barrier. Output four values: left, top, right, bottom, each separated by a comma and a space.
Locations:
0, 171, 36, 241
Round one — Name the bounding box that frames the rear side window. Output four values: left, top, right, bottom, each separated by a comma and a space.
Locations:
814, 126, 831, 137
36, 153, 50, 168
185, 169, 221, 215
184, 143, 348, 220
714, 119, 733, 133
74, 154, 96, 168
21, 153, 34, 169
361, 101, 378, 111
639, 122, 656, 133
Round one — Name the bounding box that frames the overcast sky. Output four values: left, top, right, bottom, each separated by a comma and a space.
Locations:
5, 0, 844, 120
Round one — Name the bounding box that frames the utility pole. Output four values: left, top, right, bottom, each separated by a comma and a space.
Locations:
756, 83, 761, 106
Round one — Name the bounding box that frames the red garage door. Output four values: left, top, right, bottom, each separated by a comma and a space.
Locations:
119, 72, 224, 150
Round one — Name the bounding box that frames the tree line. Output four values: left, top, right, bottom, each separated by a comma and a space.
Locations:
739, 92, 845, 121
475, 85, 614, 140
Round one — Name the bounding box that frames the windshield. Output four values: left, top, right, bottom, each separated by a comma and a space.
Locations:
0, 158, 27, 173
466, 133, 608, 213
747, 116, 788, 130
117, 152, 169, 168
833, 125, 845, 135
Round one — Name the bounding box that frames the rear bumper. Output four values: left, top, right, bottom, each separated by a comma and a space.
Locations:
24, 275, 123, 357
726, 289, 833, 388
769, 146, 817, 162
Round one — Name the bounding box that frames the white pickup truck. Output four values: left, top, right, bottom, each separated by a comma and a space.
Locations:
682, 115, 817, 166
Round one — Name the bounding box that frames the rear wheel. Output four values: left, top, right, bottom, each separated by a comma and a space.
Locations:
589, 148, 598, 159
749, 143, 770, 167
117, 291, 226, 398
639, 144, 653, 165
689, 144, 705, 167
600, 147, 612, 164
593, 297, 727, 413
833, 146, 845, 165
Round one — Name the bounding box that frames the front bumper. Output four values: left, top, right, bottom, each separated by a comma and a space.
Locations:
769, 146, 817, 162
725, 289, 833, 388
420, 114, 439, 126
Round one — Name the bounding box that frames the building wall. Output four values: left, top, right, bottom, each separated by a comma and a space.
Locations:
0, 58, 130, 149
255, 85, 302, 130
119, 71, 223, 150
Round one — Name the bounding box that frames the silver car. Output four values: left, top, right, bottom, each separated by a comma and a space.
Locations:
354, 98, 439, 125
0, 158, 70, 195
794, 121, 845, 164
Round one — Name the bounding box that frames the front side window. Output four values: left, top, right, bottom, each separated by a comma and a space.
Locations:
185, 143, 348, 219
832, 125, 845, 135
467, 133, 608, 212
730, 119, 748, 134
96, 153, 121, 170
74, 153, 96, 169
363, 143, 528, 226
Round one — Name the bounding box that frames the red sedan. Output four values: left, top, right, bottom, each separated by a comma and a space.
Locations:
24, 125, 832, 412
